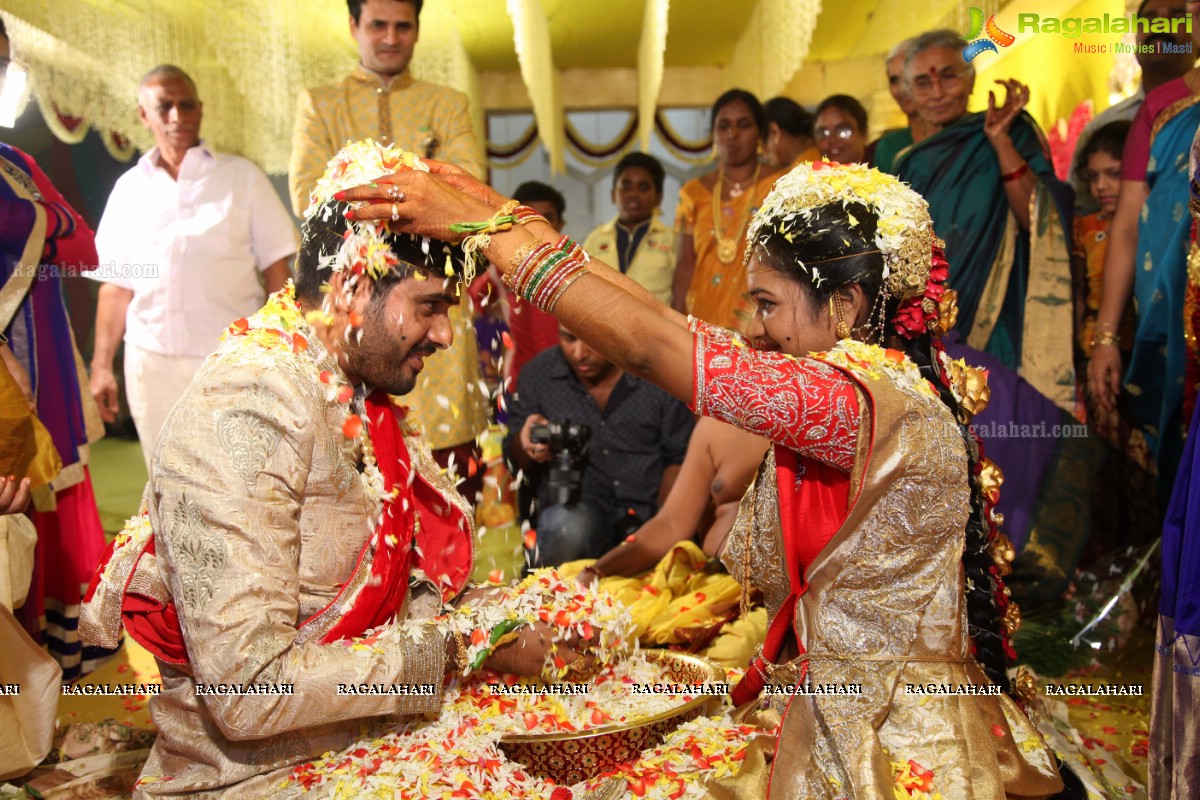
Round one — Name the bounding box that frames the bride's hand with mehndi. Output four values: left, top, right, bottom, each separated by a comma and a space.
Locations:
419, 159, 511, 211
339, 169, 495, 241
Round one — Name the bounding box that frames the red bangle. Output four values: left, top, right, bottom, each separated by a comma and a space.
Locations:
513, 205, 548, 226
1001, 162, 1029, 183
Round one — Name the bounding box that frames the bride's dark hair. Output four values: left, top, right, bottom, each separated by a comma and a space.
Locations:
752, 201, 1014, 697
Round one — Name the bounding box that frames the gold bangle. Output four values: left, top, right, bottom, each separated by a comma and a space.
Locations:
1090, 331, 1122, 349
508, 239, 546, 275
544, 267, 590, 313
448, 629, 469, 673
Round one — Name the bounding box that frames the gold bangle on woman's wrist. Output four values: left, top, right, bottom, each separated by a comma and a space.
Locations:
502, 235, 591, 312
1091, 331, 1122, 349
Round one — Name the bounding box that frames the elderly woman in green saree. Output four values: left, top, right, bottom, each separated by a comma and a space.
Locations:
889, 30, 1100, 603
891, 29, 1074, 399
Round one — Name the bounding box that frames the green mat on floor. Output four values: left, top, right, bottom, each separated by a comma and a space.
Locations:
88, 437, 147, 538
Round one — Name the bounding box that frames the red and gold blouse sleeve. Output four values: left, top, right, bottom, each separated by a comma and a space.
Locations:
689, 319, 860, 471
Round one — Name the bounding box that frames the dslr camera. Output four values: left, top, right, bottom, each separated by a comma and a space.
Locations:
525, 419, 609, 567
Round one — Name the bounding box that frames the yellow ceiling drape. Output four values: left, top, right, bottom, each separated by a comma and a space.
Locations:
507, 0, 564, 172
636, 0, 670, 151
1, 0, 1128, 174
725, 0, 823, 98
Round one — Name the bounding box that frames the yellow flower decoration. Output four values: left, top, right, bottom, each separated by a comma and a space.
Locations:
989, 532, 1016, 577
932, 288, 959, 336
976, 457, 1004, 505
942, 355, 991, 422
748, 162, 934, 302
1012, 666, 1037, 708
1003, 599, 1022, 638
304, 139, 440, 284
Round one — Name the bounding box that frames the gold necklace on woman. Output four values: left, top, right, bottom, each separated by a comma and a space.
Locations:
713, 161, 760, 264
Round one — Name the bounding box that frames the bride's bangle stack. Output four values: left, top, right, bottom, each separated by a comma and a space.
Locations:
503, 236, 591, 313
513, 204, 549, 227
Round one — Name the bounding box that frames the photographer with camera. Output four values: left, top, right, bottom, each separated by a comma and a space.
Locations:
507, 325, 694, 566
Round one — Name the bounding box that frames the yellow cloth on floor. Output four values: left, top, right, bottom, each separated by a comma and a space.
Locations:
561, 542, 764, 667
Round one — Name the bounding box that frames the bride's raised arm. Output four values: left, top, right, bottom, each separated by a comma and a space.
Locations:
341, 169, 698, 402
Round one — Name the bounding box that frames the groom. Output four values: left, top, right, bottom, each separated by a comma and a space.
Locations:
81, 147, 570, 797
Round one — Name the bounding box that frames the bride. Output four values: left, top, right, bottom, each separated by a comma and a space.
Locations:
342, 160, 1068, 798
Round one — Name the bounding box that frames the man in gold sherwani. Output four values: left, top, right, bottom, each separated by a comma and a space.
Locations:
289, 0, 488, 503
80, 144, 570, 797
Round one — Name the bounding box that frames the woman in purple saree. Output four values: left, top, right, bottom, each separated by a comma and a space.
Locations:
1, 140, 114, 679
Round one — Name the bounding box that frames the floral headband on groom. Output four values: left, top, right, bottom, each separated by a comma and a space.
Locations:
303, 139, 470, 295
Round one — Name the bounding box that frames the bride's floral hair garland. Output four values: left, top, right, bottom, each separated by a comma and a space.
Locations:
748, 161, 935, 334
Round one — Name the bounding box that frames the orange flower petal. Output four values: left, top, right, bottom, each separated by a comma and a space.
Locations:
342, 415, 364, 439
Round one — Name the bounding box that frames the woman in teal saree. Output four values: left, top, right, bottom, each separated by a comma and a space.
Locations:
1090, 70, 1200, 499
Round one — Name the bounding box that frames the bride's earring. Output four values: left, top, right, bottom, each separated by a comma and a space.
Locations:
831, 294, 851, 339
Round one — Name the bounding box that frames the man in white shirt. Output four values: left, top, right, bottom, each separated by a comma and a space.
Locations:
90, 65, 297, 471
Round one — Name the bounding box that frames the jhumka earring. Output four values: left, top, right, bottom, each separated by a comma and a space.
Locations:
830, 294, 851, 339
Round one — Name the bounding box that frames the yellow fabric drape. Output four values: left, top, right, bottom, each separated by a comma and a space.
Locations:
637, 0, 671, 151
0, 2, 481, 176
507, 0, 564, 173
725, 0, 822, 97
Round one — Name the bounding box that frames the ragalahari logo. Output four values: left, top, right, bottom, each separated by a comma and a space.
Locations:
963, 7, 1016, 61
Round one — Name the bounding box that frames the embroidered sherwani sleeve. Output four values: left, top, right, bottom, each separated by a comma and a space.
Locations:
435, 89, 485, 180
690, 320, 860, 470
288, 87, 335, 217
150, 364, 446, 742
